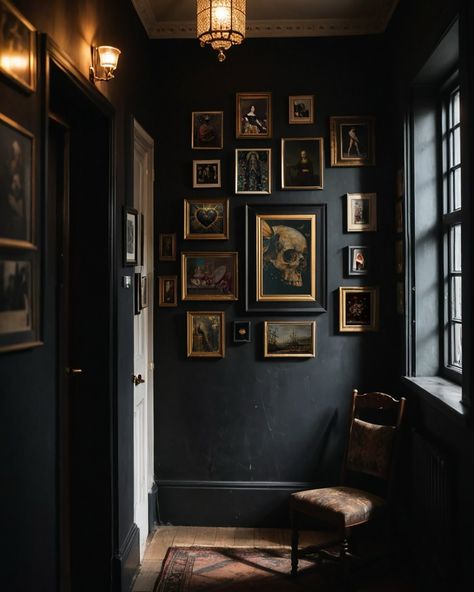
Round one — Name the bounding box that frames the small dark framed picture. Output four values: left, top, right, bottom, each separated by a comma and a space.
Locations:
339, 286, 379, 332
233, 320, 251, 343
395, 200, 403, 233
0, 1, 36, 92
281, 137, 324, 190
124, 206, 138, 266
346, 193, 377, 232
159, 233, 176, 261
264, 320, 316, 358
193, 159, 221, 189
289, 95, 314, 124
192, 111, 223, 149
395, 239, 404, 274
346, 246, 369, 276
158, 275, 177, 307
140, 274, 149, 309
187, 311, 225, 358
235, 148, 272, 195
330, 116, 375, 167
236, 92, 272, 139
134, 272, 142, 314
184, 198, 229, 240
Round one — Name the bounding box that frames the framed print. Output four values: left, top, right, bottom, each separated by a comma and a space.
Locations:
192, 159, 221, 189
184, 198, 229, 240
264, 320, 316, 358
395, 239, 404, 274
191, 111, 223, 149
141, 274, 149, 309
281, 137, 324, 190
0, 248, 41, 352
339, 286, 379, 332
0, 1, 36, 92
158, 275, 177, 307
187, 311, 225, 358
236, 92, 272, 139
346, 246, 369, 276
134, 272, 141, 314
123, 206, 138, 266
159, 233, 176, 261
235, 148, 271, 195
346, 193, 377, 232
395, 200, 403, 233
246, 204, 327, 313
330, 116, 375, 167
233, 320, 251, 343
0, 112, 34, 248
289, 95, 314, 124
182, 251, 238, 301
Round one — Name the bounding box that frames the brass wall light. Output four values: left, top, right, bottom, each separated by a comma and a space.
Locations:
89, 45, 121, 82
196, 0, 246, 62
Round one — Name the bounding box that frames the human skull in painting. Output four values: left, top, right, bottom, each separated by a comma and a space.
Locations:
262, 220, 307, 287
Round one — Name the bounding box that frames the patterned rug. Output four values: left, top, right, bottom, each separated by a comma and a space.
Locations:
153, 546, 413, 591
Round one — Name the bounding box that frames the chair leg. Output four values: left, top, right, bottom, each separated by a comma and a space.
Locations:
290, 508, 299, 576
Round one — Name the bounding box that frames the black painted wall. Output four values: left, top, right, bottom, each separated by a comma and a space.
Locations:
152, 35, 401, 525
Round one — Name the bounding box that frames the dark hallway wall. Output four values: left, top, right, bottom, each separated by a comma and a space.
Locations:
152, 36, 400, 524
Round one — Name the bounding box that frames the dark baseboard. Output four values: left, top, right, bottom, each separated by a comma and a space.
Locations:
148, 481, 158, 532
112, 523, 140, 592
156, 480, 321, 527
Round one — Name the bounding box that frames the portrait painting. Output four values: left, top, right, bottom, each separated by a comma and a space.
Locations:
339, 286, 379, 332
123, 206, 138, 266
192, 159, 221, 188
181, 251, 238, 301
281, 137, 324, 190
235, 148, 271, 195
264, 321, 316, 358
236, 92, 272, 139
330, 116, 375, 167
191, 111, 223, 149
289, 95, 314, 124
0, 1, 36, 92
346, 246, 369, 276
346, 193, 377, 232
159, 233, 176, 261
0, 113, 34, 248
184, 198, 229, 240
158, 275, 177, 307
187, 311, 225, 358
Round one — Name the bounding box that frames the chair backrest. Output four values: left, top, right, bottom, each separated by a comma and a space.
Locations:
342, 389, 406, 493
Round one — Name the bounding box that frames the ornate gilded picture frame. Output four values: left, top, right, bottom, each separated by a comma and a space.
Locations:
330, 116, 375, 167
264, 320, 316, 358
339, 286, 379, 332
235, 148, 271, 195
187, 311, 225, 358
182, 251, 238, 301
191, 111, 223, 149
184, 198, 229, 240
236, 92, 272, 139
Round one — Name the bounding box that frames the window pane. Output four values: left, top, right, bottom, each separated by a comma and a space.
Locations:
451, 322, 462, 368
450, 276, 462, 321
452, 90, 460, 126
453, 126, 461, 167
450, 224, 462, 272
451, 167, 461, 211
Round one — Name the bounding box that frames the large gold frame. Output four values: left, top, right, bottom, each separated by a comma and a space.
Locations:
182, 251, 238, 301
187, 311, 225, 358
263, 320, 316, 358
339, 286, 379, 332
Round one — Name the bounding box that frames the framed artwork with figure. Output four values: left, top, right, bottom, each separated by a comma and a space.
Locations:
236, 92, 272, 139
330, 116, 375, 167
158, 275, 177, 307
346, 246, 369, 276
346, 193, 377, 232
192, 159, 221, 188
245, 204, 327, 313
281, 137, 324, 190
235, 148, 271, 195
191, 111, 223, 149
182, 251, 238, 301
289, 95, 314, 124
123, 206, 138, 266
187, 311, 225, 358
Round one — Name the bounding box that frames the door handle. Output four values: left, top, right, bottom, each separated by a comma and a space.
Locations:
133, 374, 145, 386
66, 368, 83, 375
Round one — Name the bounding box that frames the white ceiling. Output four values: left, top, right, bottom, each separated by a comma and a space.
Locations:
131, 0, 399, 39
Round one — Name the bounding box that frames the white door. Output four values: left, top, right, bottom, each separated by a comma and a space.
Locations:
133, 119, 154, 559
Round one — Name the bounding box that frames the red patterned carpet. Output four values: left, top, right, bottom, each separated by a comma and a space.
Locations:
153, 546, 414, 591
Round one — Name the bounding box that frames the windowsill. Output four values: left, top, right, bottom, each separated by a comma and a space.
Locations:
401, 375, 469, 424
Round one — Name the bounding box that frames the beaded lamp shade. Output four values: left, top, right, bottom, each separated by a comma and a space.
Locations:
196, 0, 246, 62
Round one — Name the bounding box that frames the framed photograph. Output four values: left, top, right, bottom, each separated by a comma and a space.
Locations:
289, 95, 314, 124
236, 92, 272, 139
184, 198, 229, 240
0, 112, 35, 248
191, 111, 223, 149
187, 311, 225, 358
182, 251, 238, 301
159, 233, 176, 261
281, 137, 324, 190
330, 116, 375, 167
124, 206, 138, 266
346, 193, 377, 232
233, 320, 251, 343
395, 239, 404, 274
396, 281, 404, 316
0, 248, 41, 352
246, 204, 327, 313
346, 246, 369, 276
264, 320, 316, 358
235, 148, 271, 195
339, 286, 379, 332
395, 200, 403, 233
0, 1, 36, 92
192, 159, 221, 189
158, 275, 177, 307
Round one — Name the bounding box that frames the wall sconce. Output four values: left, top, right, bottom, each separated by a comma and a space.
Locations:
89, 45, 121, 82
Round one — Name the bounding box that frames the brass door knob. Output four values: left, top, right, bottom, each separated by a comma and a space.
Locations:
132, 374, 145, 386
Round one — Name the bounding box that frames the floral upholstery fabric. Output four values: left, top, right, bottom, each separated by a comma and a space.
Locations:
290, 486, 386, 528
347, 418, 395, 479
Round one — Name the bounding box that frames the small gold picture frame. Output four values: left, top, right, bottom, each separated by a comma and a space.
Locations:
158, 275, 177, 307
339, 286, 379, 332
264, 320, 316, 358
289, 95, 314, 124
191, 111, 223, 149
184, 198, 229, 240
330, 116, 375, 167
187, 311, 225, 358
346, 193, 377, 232
236, 92, 272, 139
159, 233, 176, 261
192, 159, 221, 189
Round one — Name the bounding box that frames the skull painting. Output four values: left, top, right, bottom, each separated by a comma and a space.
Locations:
261, 220, 308, 288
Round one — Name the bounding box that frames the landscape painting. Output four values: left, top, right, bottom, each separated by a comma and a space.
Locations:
264, 321, 315, 358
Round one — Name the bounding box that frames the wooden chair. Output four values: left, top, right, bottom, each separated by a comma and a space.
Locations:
290, 389, 406, 575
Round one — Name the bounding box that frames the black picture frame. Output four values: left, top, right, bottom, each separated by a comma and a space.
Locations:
134, 272, 141, 314
245, 204, 327, 313
345, 246, 369, 276
123, 206, 138, 266
233, 320, 251, 343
